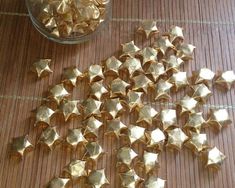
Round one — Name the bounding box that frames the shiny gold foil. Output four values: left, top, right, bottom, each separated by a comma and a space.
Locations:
88, 64, 104, 83
84, 116, 103, 137
59, 100, 80, 121
120, 41, 140, 58
163, 55, 184, 72
205, 147, 226, 170
119, 169, 143, 188
82, 98, 102, 118
215, 70, 235, 90
168, 71, 189, 91
34, 105, 55, 127
146, 62, 165, 82
192, 68, 215, 86
167, 26, 184, 44
138, 47, 158, 66
88, 169, 109, 188
191, 83, 212, 103
103, 98, 124, 119
89, 81, 108, 100
185, 132, 208, 154
110, 78, 130, 98
153, 36, 175, 55
176, 43, 196, 61
144, 176, 166, 188
154, 79, 173, 101
177, 95, 198, 115
66, 128, 87, 148
127, 125, 146, 144
121, 57, 143, 77
104, 56, 122, 76
47, 177, 70, 188
31, 59, 53, 78
184, 112, 206, 133
166, 128, 188, 151
132, 74, 153, 93
84, 142, 104, 161
106, 118, 127, 138
117, 147, 138, 168
160, 109, 177, 130
136, 105, 158, 126
146, 128, 166, 149
62, 67, 83, 87
143, 151, 159, 173
137, 20, 159, 39
49, 83, 70, 105
63, 160, 87, 178
125, 90, 143, 112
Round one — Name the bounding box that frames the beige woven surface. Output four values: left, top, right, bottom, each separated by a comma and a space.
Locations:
0, 0, 235, 188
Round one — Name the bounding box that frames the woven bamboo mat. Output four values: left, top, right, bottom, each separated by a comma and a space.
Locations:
0, 0, 235, 188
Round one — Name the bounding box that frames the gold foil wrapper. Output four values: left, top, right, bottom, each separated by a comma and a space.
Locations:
63, 160, 87, 178
34, 105, 55, 127
137, 20, 159, 39
49, 83, 70, 105
119, 169, 143, 188
176, 95, 198, 116
160, 109, 177, 130
82, 98, 102, 119
62, 67, 83, 87
103, 98, 124, 119
84, 142, 104, 162
121, 57, 143, 77
120, 41, 140, 58
166, 128, 188, 151
163, 55, 184, 73
136, 105, 158, 126
104, 56, 122, 76
142, 151, 159, 173
110, 78, 130, 98
84, 116, 103, 137
176, 43, 195, 61
31, 59, 52, 78
138, 47, 158, 66
168, 71, 189, 91
154, 79, 173, 101
89, 81, 108, 100
124, 90, 143, 112
88, 64, 104, 83
132, 74, 153, 93
146, 62, 166, 82
59, 100, 81, 121
117, 147, 138, 168
66, 128, 87, 149
106, 118, 127, 138
205, 147, 226, 170
185, 132, 208, 154
127, 125, 146, 144
88, 169, 109, 188
146, 128, 166, 149
184, 112, 206, 133
47, 177, 70, 188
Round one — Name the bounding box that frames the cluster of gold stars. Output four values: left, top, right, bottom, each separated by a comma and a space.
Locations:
10, 21, 235, 188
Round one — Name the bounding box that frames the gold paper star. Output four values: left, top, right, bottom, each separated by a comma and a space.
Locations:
185, 133, 208, 154
163, 55, 184, 72
146, 62, 165, 82
62, 67, 83, 86
39, 126, 60, 150
84, 142, 104, 161
121, 57, 143, 77
103, 98, 124, 119
176, 43, 196, 61
191, 83, 212, 103
89, 81, 108, 100
49, 83, 70, 105
125, 90, 143, 112
127, 125, 146, 144
167, 26, 184, 43
168, 71, 189, 91
160, 109, 177, 130
137, 20, 159, 39
143, 151, 159, 173
34, 105, 55, 127
136, 105, 158, 126
82, 98, 102, 118
132, 74, 153, 93
59, 100, 80, 121
144, 176, 166, 188
88, 64, 104, 83
192, 68, 215, 86
205, 147, 226, 170
138, 47, 158, 66
184, 112, 206, 133
88, 169, 109, 188
146, 128, 166, 149
119, 169, 143, 188
11, 135, 33, 159
106, 118, 127, 138
47, 177, 70, 188
215, 70, 235, 90
153, 36, 175, 55
166, 128, 188, 151
66, 128, 87, 148
31, 59, 53, 78
177, 95, 198, 115
207, 109, 232, 131
120, 41, 140, 58
63, 160, 87, 178
110, 78, 130, 98
117, 147, 138, 168
104, 56, 122, 76
84, 116, 103, 137
154, 79, 173, 101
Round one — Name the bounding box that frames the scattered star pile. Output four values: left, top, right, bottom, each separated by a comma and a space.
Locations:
10, 21, 235, 188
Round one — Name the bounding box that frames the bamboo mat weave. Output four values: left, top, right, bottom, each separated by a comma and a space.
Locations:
0, 0, 235, 188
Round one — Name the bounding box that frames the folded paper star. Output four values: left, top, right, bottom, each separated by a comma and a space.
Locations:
34, 105, 55, 127
176, 43, 196, 61
132, 74, 153, 93
125, 90, 143, 112
59, 100, 81, 121
144, 176, 166, 188
106, 118, 127, 138
66, 128, 87, 149
185, 133, 208, 154
88, 64, 104, 83
104, 56, 122, 76
154, 79, 173, 101
88, 169, 109, 188
39, 127, 60, 150
62, 67, 83, 86
84, 142, 104, 161
138, 47, 158, 66
146, 128, 166, 149
177, 95, 198, 116
191, 83, 212, 103
160, 109, 177, 130
84, 116, 103, 137
153, 36, 175, 55
119, 169, 143, 188
142, 151, 159, 173
82, 98, 102, 119
136, 105, 158, 126
121, 57, 143, 77
31, 59, 53, 78
89, 81, 108, 100
137, 20, 159, 39
47, 177, 70, 188
110, 78, 130, 98
127, 125, 146, 144
166, 128, 188, 151
146, 62, 165, 82
163, 55, 184, 73
215, 70, 235, 90
192, 68, 215, 86
117, 147, 138, 168
168, 71, 189, 91
184, 112, 206, 133
167, 26, 184, 44
49, 83, 70, 105
205, 147, 226, 170
63, 160, 87, 178
120, 41, 140, 58
103, 98, 124, 119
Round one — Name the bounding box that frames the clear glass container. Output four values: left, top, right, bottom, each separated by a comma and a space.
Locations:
25, 0, 112, 44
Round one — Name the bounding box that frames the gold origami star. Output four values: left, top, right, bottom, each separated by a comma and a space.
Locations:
154, 79, 173, 101
168, 71, 189, 91
137, 20, 159, 39
84, 142, 104, 161
168, 26, 184, 43
88, 64, 104, 83
160, 109, 177, 130
127, 125, 146, 144
177, 95, 198, 115
207, 109, 232, 131
166, 128, 188, 151
163, 55, 184, 72
103, 98, 124, 119
49, 83, 70, 105
66, 128, 87, 149
84, 116, 103, 137
192, 68, 215, 86
146, 128, 166, 149
146, 61, 166, 82
63, 160, 87, 178
143, 151, 159, 173
153, 36, 175, 55
138, 47, 158, 66
191, 83, 212, 103
110, 78, 130, 98
62, 67, 83, 86
39, 126, 60, 150
205, 147, 226, 170
185, 132, 208, 154
104, 56, 122, 76
11, 135, 33, 159
89, 81, 108, 100
176, 43, 196, 61
120, 41, 140, 58
34, 105, 55, 127
184, 112, 206, 133
59, 100, 81, 121
125, 90, 143, 112
31, 59, 53, 78
119, 169, 143, 188
132, 74, 153, 93
117, 147, 138, 168
136, 105, 158, 126
82, 98, 102, 119
144, 176, 166, 188
106, 118, 127, 138
47, 178, 70, 188
88, 169, 109, 188
215, 70, 235, 90
121, 57, 143, 77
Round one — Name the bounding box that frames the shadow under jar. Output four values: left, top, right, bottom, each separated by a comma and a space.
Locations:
25, 0, 112, 44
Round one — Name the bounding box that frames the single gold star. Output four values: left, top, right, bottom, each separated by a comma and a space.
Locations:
66, 128, 87, 149
154, 79, 173, 101
215, 70, 235, 90
124, 90, 143, 112
191, 83, 212, 103
167, 26, 184, 43
104, 56, 122, 76
34, 105, 55, 127
120, 41, 140, 58
184, 112, 206, 133
136, 105, 158, 126
146, 128, 166, 149
119, 169, 143, 188
31, 59, 53, 78
63, 160, 87, 179
84, 142, 104, 161
88, 64, 104, 83
185, 132, 208, 154
84, 116, 103, 137
88, 169, 109, 188
146, 61, 166, 82
132, 74, 153, 93
144, 176, 166, 188
137, 20, 159, 39
82, 98, 102, 119
166, 128, 188, 151
106, 118, 127, 138
103, 98, 124, 119
160, 109, 177, 130
117, 147, 138, 168
48, 83, 70, 105
59, 100, 81, 121
142, 151, 159, 173
168, 71, 189, 91
138, 47, 158, 66
176, 43, 196, 61
47, 177, 70, 188
176, 95, 198, 116
153, 36, 175, 55
163, 55, 184, 72
62, 67, 83, 87
121, 57, 143, 77
89, 81, 108, 100
110, 78, 130, 98
205, 147, 226, 170
192, 68, 215, 86
127, 125, 146, 144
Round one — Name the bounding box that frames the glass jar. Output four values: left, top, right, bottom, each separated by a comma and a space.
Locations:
25, 0, 112, 44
